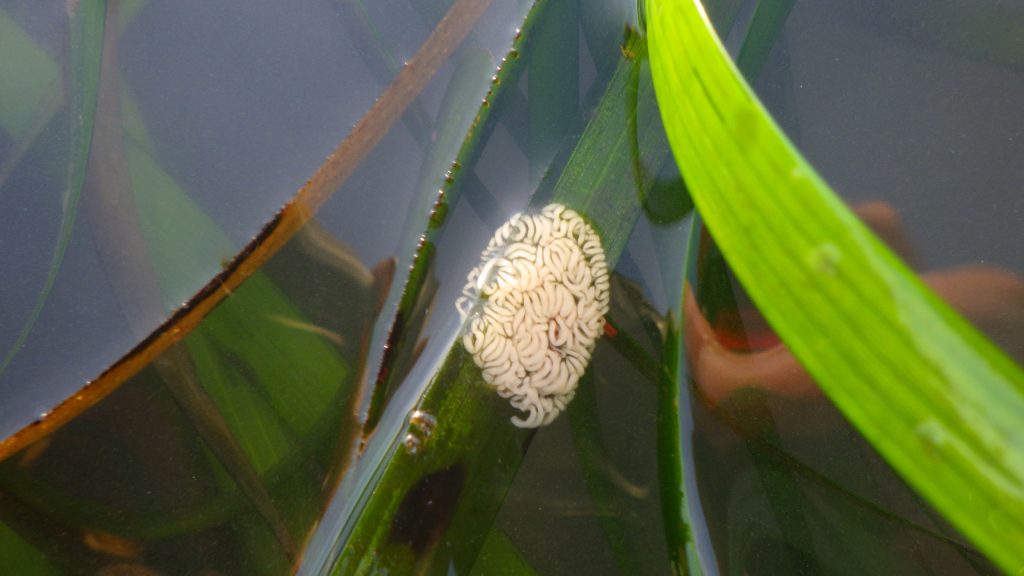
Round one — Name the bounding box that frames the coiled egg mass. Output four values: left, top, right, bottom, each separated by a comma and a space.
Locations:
456, 203, 610, 428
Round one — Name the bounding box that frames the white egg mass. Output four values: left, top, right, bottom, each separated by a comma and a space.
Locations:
456, 203, 610, 427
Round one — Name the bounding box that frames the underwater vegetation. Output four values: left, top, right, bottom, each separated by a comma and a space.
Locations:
0, 0, 1021, 574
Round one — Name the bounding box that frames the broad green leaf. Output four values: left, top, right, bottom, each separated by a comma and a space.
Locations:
647, 0, 1024, 572
734, 0, 794, 81
654, 4, 794, 572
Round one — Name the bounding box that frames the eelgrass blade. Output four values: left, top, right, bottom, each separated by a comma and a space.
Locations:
528, 0, 578, 185
647, 0, 1024, 571
0, 2, 105, 377
312, 31, 668, 575
81, 1, 300, 556
659, 310, 706, 576
734, 0, 794, 81
0, 7, 61, 190
567, 371, 645, 575
361, 45, 499, 433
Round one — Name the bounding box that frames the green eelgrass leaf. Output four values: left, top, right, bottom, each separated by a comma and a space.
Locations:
647, 0, 1024, 572
659, 308, 706, 576
362, 46, 497, 432
0, 521, 59, 576
734, 0, 794, 81
321, 30, 668, 575
0, 8, 61, 189
528, 0, 578, 186
567, 370, 645, 575
0, 3, 104, 377
658, 4, 798, 571
0, 8, 61, 141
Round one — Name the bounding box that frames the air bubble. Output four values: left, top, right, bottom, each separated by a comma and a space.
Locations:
403, 433, 422, 455
409, 410, 437, 438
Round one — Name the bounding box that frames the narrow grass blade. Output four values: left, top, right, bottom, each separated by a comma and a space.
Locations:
659, 310, 706, 576
0, 8, 61, 190
0, 3, 104, 376
734, 0, 794, 81
318, 31, 669, 575
362, 45, 498, 433
528, 0, 578, 185
647, 0, 1024, 571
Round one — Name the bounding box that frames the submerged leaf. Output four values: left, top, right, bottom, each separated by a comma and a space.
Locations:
0, 3, 104, 377
0, 0, 495, 463
647, 0, 1024, 571
316, 21, 673, 572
